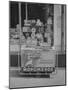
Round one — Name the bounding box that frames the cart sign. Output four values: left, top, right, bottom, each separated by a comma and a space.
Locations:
21, 46, 56, 73
22, 67, 55, 72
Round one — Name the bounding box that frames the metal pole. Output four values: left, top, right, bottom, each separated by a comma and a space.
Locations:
18, 2, 21, 67
25, 3, 28, 20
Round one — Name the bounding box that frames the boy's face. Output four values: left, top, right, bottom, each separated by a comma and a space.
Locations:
26, 33, 29, 37
27, 37, 31, 40
32, 28, 36, 33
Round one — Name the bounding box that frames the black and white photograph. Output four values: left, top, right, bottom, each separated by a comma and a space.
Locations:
9, 1, 66, 89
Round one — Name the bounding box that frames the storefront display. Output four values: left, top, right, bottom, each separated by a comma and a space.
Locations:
9, 1, 66, 89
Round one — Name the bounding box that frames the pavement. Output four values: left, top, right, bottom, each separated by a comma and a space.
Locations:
9, 67, 66, 88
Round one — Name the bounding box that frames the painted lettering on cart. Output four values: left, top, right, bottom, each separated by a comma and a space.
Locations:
22, 67, 55, 72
